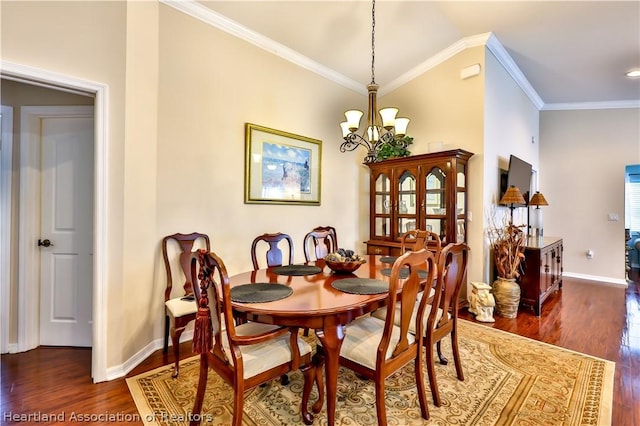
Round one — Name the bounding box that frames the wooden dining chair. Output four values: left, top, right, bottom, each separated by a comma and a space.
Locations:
372, 229, 441, 324
423, 242, 469, 406
189, 250, 317, 426
303, 226, 338, 262
161, 232, 210, 378
249, 231, 296, 383
251, 232, 294, 270
314, 249, 436, 425
400, 229, 442, 259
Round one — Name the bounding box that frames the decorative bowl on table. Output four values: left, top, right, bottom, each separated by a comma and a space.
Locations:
324, 249, 366, 274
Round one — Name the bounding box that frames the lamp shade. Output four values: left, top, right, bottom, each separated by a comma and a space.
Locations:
529, 191, 549, 207
500, 185, 526, 205
394, 118, 410, 136
379, 107, 398, 129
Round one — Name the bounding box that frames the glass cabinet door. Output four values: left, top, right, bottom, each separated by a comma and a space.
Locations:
425, 167, 447, 241
397, 170, 417, 237
373, 172, 391, 238
456, 163, 467, 243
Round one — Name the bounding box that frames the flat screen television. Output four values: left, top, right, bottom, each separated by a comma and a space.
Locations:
501, 155, 532, 206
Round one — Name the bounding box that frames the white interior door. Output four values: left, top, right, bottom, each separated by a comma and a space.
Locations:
39, 115, 94, 347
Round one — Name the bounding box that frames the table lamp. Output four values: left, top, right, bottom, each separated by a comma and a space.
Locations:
499, 185, 526, 223
529, 191, 549, 237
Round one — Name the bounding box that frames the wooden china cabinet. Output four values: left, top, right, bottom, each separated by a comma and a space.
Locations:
365, 149, 474, 255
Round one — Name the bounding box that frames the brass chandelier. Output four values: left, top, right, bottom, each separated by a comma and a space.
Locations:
339, 0, 411, 164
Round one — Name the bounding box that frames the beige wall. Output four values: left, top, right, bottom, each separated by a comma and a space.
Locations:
380, 47, 485, 289
483, 50, 540, 282
540, 108, 640, 281
1, 0, 127, 370
150, 5, 365, 348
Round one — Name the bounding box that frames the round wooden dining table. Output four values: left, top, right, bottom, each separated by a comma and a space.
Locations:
228, 254, 393, 426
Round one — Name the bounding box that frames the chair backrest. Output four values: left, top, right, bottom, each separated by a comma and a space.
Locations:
162, 232, 210, 301
303, 226, 338, 262
190, 250, 233, 363
400, 229, 442, 260
190, 250, 300, 367
427, 242, 469, 334
251, 232, 294, 270
380, 249, 436, 359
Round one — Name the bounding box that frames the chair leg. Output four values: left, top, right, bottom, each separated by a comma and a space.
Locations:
280, 374, 290, 385
189, 355, 209, 426
301, 362, 316, 425
311, 351, 325, 414
233, 381, 245, 426
163, 315, 170, 353
415, 351, 430, 420
374, 377, 387, 426
426, 344, 442, 406
436, 340, 448, 365
171, 326, 184, 378
451, 330, 464, 381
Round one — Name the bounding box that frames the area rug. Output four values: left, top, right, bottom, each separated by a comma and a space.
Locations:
127, 320, 614, 425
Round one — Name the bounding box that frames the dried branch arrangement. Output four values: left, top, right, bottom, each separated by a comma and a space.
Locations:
487, 215, 526, 279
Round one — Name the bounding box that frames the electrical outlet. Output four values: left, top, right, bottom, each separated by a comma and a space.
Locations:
586, 249, 594, 259
608, 213, 619, 221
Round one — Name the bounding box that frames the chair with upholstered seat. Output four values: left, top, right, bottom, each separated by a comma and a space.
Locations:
400, 229, 441, 258
314, 249, 436, 425
303, 226, 338, 262
250, 231, 296, 383
372, 230, 441, 323
162, 232, 210, 378
189, 250, 316, 426
423, 242, 469, 406
251, 232, 294, 270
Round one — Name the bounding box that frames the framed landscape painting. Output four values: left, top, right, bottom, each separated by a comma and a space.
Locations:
244, 123, 322, 205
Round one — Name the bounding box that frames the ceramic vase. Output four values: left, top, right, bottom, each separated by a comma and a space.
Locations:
492, 277, 520, 318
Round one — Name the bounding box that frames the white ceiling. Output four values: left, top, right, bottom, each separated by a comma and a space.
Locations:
181, 1, 640, 109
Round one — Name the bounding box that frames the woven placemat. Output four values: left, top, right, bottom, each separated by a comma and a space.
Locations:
331, 278, 388, 295
230, 283, 293, 303
271, 265, 322, 276
380, 268, 429, 279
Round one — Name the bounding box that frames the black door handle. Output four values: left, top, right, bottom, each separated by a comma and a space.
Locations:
38, 239, 54, 247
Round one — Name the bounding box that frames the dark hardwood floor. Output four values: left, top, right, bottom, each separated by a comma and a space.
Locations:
2, 272, 639, 425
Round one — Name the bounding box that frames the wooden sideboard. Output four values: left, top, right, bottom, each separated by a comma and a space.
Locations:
519, 237, 563, 316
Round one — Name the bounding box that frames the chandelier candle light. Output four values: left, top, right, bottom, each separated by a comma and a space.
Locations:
339, 0, 412, 164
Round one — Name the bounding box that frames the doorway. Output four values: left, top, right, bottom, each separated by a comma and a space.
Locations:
626, 164, 640, 276
1, 62, 109, 382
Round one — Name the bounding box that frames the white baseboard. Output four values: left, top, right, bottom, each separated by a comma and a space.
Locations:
562, 272, 628, 287
105, 329, 194, 381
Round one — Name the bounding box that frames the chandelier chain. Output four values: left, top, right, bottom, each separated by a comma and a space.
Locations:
371, 0, 376, 84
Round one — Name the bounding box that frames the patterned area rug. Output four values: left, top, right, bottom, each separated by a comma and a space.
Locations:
126, 320, 614, 425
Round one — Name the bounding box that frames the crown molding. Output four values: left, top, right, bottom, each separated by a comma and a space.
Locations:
485, 33, 545, 110
160, 0, 367, 95
542, 100, 640, 111
162, 1, 637, 111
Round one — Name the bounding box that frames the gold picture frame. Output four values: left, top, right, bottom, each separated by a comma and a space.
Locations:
244, 123, 322, 205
